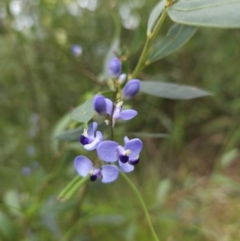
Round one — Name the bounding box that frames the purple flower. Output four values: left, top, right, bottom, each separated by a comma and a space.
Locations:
74, 155, 119, 183
71, 44, 82, 57
108, 57, 121, 77
93, 94, 106, 114
111, 101, 137, 126
93, 95, 137, 126
80, 122, 103, 150
93, 94, 112, 115
97, 136, 142, 173
122, 79, 140, 100
21, 166, 31, 176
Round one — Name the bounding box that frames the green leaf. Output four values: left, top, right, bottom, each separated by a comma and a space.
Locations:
148, 24, 197, 63
155, 179, 172, 204
147, 0, 165, 34
0, 212, 16, 240
71, 98, 94, 123
51, 112, 72, 152
140, 81, 212, 99
54, 127, 83, 142
167, 0, 240, 28
221, 149, 238, 168
3, 190, 23, 217
129, 132, 169, 138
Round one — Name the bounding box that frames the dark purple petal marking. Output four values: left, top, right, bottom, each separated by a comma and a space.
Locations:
119, 154, 129, 163
90, 175, 98, 181
129, 156, 140, 165
101, 165, 119, 183
97, 141, 118, 162
122, 79, 140, 99
80, 122, 103, 151
80, 135, 89, 145
74, 156, 93, 177
89, 168, 102, 181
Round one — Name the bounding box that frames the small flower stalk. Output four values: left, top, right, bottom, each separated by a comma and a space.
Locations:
74, 57, 143, 183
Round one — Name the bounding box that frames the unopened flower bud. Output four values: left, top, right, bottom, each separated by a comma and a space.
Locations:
122, 79, 140, 99
71, 44, 82, 57
118, 73, 127, 84
93, 94, 106, 115
108, 57, 121, 77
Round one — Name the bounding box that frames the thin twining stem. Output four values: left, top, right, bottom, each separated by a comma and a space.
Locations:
120, 172, 160, 241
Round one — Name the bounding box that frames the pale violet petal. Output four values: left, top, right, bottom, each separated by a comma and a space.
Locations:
124, 136, 130, 145
97, 141, 118, 162
124, 138, 142, 160
119, 109, 137, 120
113, 106, 121, 119
87, 122, 98, 137
118, 160, 134, 173
74, 155, 93, 177
101, 165, 119, 183
105, 98, 114, 115
84, 138, 100, 151
95, 131, 103, 142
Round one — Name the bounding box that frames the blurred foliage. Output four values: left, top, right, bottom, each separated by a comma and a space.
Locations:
1, 0, 240, 240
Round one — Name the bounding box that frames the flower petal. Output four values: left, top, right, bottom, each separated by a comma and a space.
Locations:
101, 165, 119, 183
105, 98, 114, 115
87, 122, 98, 137
113, 106, 121, 119
117, 145, 129, 163
95, 131, 103, 142
84, 138, 101, 151
93, 95, 106, 115
119, 109, 137, 120
122, 79, 140, 99
124, 136, 130, 145
74, 155, 93, 177
118, 160, 134, 173
108, 57, 121, 77
124, 138, 143, 160
97, 141, 118, 162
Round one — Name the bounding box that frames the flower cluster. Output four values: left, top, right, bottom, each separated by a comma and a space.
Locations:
74, 57, 142, 183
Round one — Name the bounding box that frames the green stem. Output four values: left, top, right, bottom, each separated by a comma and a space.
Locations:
120, 172, 160, 241
57, 176, 89, 201
131, 9, 167, 78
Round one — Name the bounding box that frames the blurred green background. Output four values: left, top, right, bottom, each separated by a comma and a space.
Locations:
1, 0, 240, 240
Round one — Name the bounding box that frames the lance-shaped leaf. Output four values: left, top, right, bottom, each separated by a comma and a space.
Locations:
140, 81, 212, 100
129, 132, 169, 138
71, 98, 94, 123
147, 0, 165, 35
148, 24, 197, 63
54, 127, 83, 142
167, 0, 240, 28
